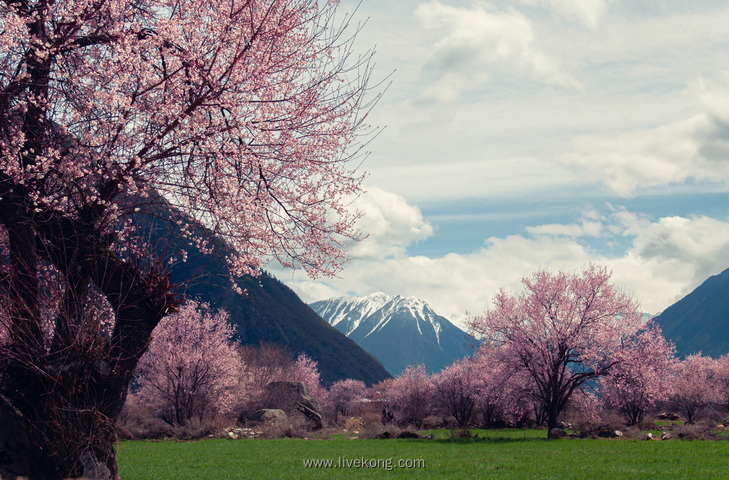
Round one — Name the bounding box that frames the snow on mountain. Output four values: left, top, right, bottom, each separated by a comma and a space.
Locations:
311, 293, 474, 376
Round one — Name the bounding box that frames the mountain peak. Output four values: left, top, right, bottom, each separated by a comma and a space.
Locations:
310, 293, 473, 375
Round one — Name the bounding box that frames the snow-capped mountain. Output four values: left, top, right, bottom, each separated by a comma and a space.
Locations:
310, 293, 474, 376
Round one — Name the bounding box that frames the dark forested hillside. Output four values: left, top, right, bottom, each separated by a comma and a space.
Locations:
139, 203, 391, 386
654, 267, 729, 358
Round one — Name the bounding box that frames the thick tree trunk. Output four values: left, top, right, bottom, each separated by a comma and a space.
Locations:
0, 358, 122, 479
0, 204, 181, 479
546, 407, 560, 432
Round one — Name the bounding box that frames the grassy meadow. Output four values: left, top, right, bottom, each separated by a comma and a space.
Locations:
117, 429, 729, 479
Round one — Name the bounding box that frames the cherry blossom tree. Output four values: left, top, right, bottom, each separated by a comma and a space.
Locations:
432, 358, 478, 429
715, 354, 729, 411
671, 353, 719, 423
384, 364, 434, 427
290, 353, 326, 403
323, 378, 366, 424
600, 323, 677, 426
0, 0, 374, 477
472, 344, 533, 427
238, 343, 297, 394
134, 301, 241, 426
468, 265, 645, 432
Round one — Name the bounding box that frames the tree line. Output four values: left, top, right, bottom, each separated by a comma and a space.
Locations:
125, 266, 729, 437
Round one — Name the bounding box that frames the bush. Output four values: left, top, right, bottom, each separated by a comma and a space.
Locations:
670, 422, 714, 440
172, 416, 228, 440
117, 413, 174, 440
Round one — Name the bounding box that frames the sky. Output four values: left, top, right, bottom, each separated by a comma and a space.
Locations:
279, 0, 729, 327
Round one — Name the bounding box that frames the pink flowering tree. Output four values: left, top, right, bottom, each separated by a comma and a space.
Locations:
472, 344, 533, 427
0, 0, 374, 477
290, 353, 327, 403
600, 323, 677, 426
384, 364, 434, 427
716, 354, 729, 411
323, 378, 367, 424
468, 265, 645, 433
133, 301, 241, 426
432, 358, 480, 429
671, 353, 719, 423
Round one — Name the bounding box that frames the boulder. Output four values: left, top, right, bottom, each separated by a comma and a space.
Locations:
246, 409, 291, 434
263, 381, 324, 430
597, 429, 622, 438
548, 428, 567, 439
657, 412, 680, 421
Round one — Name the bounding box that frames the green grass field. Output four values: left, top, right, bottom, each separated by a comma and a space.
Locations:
117, 429, 729, 479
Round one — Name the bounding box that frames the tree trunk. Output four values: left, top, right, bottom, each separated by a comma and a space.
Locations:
546, 405, 561, 432
0, 209, 181, 479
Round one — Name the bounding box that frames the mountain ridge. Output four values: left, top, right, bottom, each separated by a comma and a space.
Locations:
653, 267, 729, 358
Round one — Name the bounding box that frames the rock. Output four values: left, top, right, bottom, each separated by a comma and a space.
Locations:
223, 426, 261, 439
614, 430, 623, 437
548, 428, 567, 439
343, 417, 364, 431
397, 431, 422, 439
657, 412, 680, 421
246, 409, 291, 434
716, 425, 725, 431
80, 450, 111, 480
262, 381, 324, 430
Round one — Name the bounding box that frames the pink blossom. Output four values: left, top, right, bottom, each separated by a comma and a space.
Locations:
600, 322, 677, 425
384, 364, 434, 427
671, 353, 720, 423
323, 378, 367, 424
134, 300, 242, 425
432, 358, 479, 428
469, 264, 645, 431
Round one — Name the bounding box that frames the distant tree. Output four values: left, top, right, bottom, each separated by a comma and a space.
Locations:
716, 354, 729, 411
432, 359, 478, 428
238, 343, 297, 392
600, 323, 677, 425
323, 378, 367, 424
134, 301, 241, 426
672, 353, 719, 423
385, 364, 433, 427
289, 353, 327, 403
472, 344, 533, 427
469, 265, 646, 432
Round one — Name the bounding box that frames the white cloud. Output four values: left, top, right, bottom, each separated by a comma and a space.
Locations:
289, 205, 729, 326
345, 186, 434, 260
520, 0, 613, 30
562, 72, 729, 195
414, 1, 581, 102
526, 211, 604, 237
